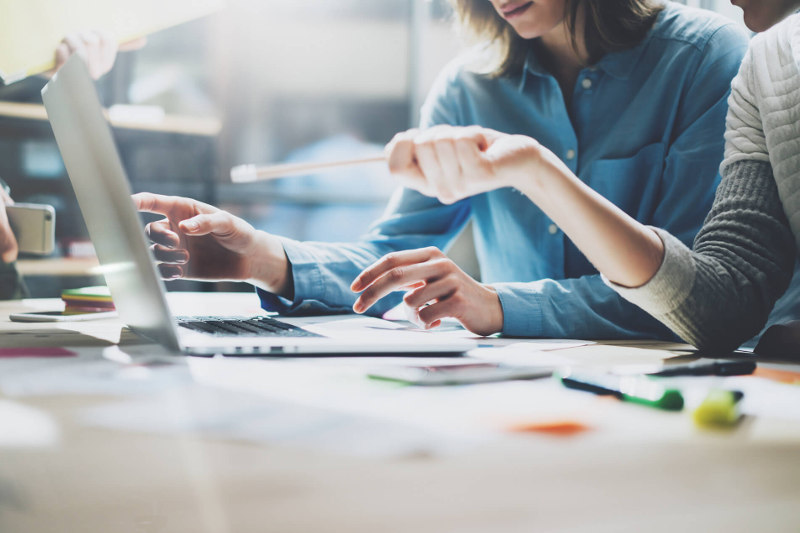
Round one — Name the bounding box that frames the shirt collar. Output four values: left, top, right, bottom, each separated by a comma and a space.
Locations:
518, 16, 657, 91
518, 44, 550, 92
591, 33, 651, 80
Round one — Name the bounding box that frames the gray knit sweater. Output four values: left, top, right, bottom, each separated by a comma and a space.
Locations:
609, 16, 800, 353
613, 160, 795, 353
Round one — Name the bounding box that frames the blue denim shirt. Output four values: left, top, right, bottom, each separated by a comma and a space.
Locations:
260, 3, 749, 340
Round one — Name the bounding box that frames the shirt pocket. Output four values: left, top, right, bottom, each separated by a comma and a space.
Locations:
588, 142, 666, 221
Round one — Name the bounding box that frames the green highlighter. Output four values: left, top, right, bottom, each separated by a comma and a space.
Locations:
559, 370, 684, 411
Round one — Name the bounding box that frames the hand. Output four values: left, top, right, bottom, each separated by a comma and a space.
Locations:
132, 192, 292, 295
0, 188, 18, 264
385, 125, 545, 204
350, 247, 503, 336
51, 32, 146, 80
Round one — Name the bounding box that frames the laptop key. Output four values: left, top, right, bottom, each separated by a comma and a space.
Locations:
177, 317, 322, 338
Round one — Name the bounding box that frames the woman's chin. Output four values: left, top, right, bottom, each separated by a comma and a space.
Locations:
742, 6, 796, 33
742, 13, 773, 32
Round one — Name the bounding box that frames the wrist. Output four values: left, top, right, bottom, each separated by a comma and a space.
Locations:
515, 143, 569, 200
246, 231, 292, 297
482, 284, 504, 336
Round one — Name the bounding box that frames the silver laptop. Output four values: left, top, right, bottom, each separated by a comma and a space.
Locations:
41, 56, 474, 356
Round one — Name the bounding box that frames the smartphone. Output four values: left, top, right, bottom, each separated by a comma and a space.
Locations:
6, 203, 56, 255
368, 362, 554, 386
9, 309, 118, 322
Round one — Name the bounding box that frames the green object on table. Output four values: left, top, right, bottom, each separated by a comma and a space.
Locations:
559, 370, 685, 411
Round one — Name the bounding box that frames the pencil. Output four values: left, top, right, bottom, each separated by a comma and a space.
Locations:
230, 155, 386, 183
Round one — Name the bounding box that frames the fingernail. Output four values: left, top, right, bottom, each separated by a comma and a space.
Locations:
183, 220, 197, 231
353, 302, 364, 313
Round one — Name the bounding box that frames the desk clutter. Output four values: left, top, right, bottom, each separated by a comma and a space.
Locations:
61, 285, 115, 312
2, 303, 800, 458
3, 295, 800, 533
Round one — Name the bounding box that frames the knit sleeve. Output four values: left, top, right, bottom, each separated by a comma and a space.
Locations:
609, 159, 795, 354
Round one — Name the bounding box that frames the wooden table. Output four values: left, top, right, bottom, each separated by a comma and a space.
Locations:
1, 294, 799, 533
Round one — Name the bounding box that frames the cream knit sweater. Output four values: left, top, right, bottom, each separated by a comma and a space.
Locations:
610, 15, 800, 353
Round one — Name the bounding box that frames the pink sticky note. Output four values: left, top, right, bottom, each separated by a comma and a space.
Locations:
0, 347, 77, 358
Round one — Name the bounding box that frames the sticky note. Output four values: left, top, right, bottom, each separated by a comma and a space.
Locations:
508, 420, 592, 437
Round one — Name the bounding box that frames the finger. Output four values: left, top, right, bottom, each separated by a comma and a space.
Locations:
145, 220, 180, 247
150, 243, 188, 264
402, 276, 457, 310
158, 263, 183, 280
80, 31, 102, 79
417, 298, 462, 329
454, 130, 490, 178
478, 127, 504, 146
95, 31, 118, 79
53, 42, 70, 72
431, 134, 461, 198
119, 36, 147, 52
405, 302, 442, 330
0, 233, 18, 263
0, 207, 18, 263
353, 257, 450, 314
386, 130, 428, 193
133, 192, 171, 215
133, 192, 202, 217
351, 246, 444, 292
179, 212, 236, 237
413, 131, 445, 187
63, 33, 88, 64
385, 128, 419, 154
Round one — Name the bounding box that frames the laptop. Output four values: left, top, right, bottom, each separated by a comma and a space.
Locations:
41, 56, 474, 357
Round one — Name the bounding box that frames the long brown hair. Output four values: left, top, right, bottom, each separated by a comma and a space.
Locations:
448, 0, 664, 77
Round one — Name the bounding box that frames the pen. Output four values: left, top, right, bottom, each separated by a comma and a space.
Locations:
648, 359, 756, 377
230, 155, 386, 183
559, 370, 684, 411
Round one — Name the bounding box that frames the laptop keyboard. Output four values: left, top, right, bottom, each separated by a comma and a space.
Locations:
177, 316, 322, 338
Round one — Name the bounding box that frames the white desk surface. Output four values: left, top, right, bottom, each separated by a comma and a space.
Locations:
1, 292, 799, 533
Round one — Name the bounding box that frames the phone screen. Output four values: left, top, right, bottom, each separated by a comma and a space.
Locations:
368, 362, 553, 386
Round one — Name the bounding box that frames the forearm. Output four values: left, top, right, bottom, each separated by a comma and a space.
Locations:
515, 148, 664, 288
493, 275, 677, 340
260, 238, 422, 316
610, 160, 796, 353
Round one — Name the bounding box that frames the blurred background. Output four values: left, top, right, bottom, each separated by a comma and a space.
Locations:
0, 0, 744, 296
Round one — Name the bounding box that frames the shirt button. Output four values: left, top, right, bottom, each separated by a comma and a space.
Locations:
566, 149, 576, 160
548, 224, 558, 235
581, 78, 593, 89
